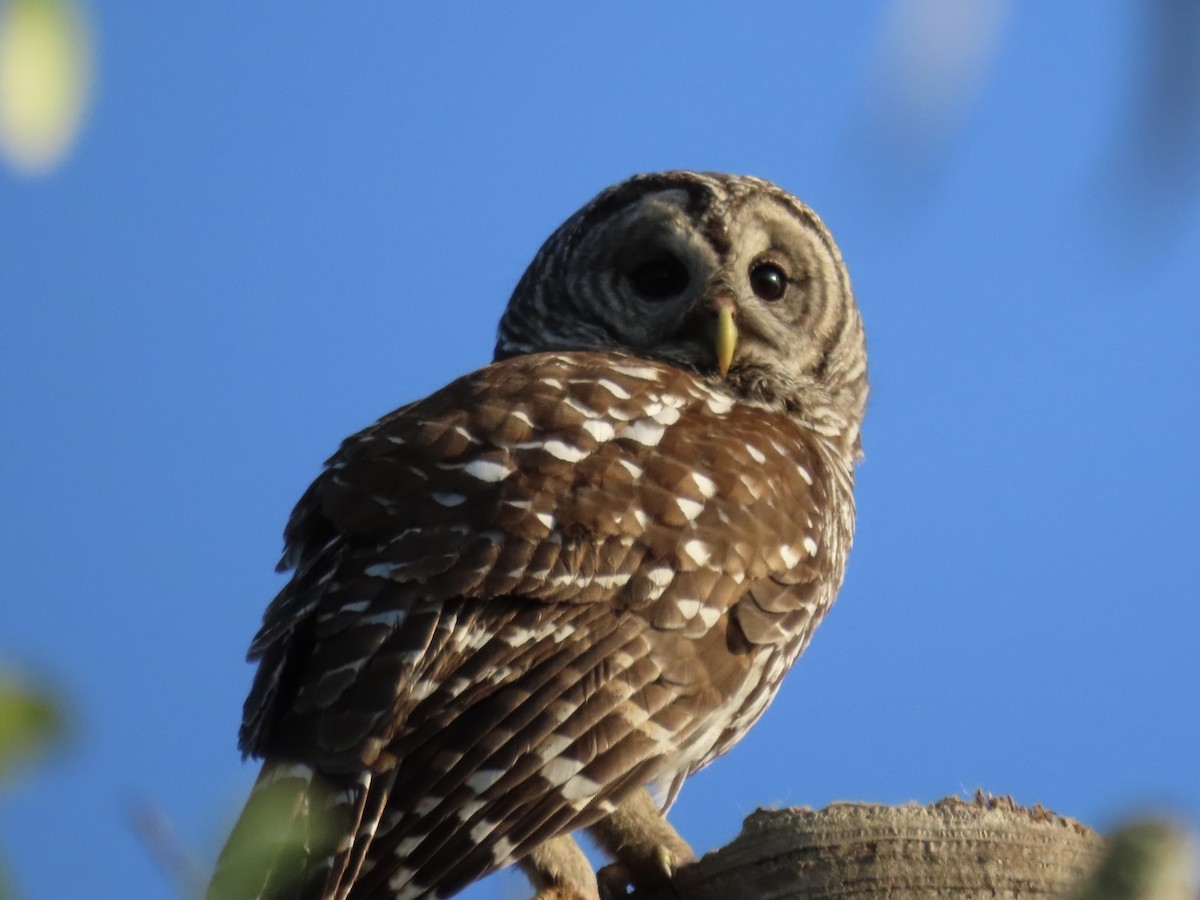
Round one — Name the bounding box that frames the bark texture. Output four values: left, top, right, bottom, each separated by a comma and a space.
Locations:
632, 793, 1108, 900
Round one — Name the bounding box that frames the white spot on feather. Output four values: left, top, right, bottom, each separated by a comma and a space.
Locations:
779, 545, 801, 569
581, 418, 616, 442
469, 820, 497, 843
463, 772, 501, 792
432, 492, 467, 507
500, 625, 536, 647
705, 392, 735, 415
543, 439, 589, 462
387, 867, 417, 890
541, 756, 585, 786
394, 837, 422, 858
563, 396, 598, 418
561, 773, 602, 801
676, 497, 703, 521
609, 362, 662, 381
595, 572, 631, 590
618, 459, 643, 478
637, 717, 675, 747
620, 420, 665, 447
646, 565, 673, 587
746, 444, 766, 464
652, 405, 681, 426
598, 378, 632, 399
690, 472, 717, 497
413, 795, 440, 815
796, 464, 813, 485
491, 836, 516, 862
453, 425, 481, 444
676, 598, 702, 618
363, 607, 407, 629
803, 536, 819, 556
538, 733, 574, 758
681, 539, 711, 566
364, 563, 396, 578
642, 565, 674, 600
737, 473, 762, 499
463, 459, 514, 482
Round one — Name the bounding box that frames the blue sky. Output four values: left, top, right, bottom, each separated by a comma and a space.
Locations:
2, 3, 1197, 898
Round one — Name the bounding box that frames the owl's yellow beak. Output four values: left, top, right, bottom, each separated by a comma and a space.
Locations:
715, 303, 737, 376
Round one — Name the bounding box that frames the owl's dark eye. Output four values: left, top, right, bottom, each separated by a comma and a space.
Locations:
628, 256, 690, 301
749, 261, 788, 302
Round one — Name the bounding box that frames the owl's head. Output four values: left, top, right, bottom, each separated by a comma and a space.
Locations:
495, 171, 867, 453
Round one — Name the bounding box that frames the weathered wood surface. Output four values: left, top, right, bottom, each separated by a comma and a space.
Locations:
632, 793, 1109, 900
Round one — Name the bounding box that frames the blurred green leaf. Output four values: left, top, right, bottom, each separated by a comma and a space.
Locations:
0, 673, 64, 786
208, 770, 338, 900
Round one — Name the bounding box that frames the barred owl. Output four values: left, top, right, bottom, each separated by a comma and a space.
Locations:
209, 171, 868, 900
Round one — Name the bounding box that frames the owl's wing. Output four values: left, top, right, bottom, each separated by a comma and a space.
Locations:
226, 351, 841, 900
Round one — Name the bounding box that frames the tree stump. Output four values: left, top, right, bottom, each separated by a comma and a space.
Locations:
634, 793, 1107, 900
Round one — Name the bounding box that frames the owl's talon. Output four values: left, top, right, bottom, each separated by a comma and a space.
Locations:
651, 844, 675, 881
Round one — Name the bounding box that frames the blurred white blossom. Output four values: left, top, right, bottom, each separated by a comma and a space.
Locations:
868, 0, 1010, 151
0, 0, 93, 175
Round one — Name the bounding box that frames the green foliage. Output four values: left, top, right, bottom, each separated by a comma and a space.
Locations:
0, 670, 67, 899
207, 768, 338, 899
0, 673, 64, 786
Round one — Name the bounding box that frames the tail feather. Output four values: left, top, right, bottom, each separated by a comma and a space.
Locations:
323, 768, 395, 900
